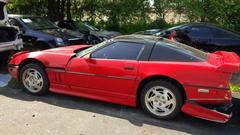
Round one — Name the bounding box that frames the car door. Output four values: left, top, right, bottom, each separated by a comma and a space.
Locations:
186, 26, 213, 52
65, 41, 144, 98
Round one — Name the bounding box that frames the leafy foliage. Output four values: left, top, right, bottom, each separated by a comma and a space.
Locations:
230, 84, 240, 93
6, 0, 240, 33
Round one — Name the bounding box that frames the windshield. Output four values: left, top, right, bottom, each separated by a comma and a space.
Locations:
162, 38, 208, 60
21, 17, 58, 30
75, 22, 99, 31
76, 39, 113, 57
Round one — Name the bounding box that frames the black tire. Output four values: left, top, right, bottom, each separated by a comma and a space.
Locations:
140, 80, 183, 120
19, 63, 49, 95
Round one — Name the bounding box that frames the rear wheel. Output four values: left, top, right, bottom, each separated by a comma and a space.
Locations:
20, 63, 49, 95
140, 80, 183, 119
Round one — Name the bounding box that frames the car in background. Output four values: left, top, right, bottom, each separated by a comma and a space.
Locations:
8, 35, 239, 123
7, 15, 87, 51
135, 29, 162, 35
157, 23, 240, 54
56, 20, 121, 45
0, 0, 23, 63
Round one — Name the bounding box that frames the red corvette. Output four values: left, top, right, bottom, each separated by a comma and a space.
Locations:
8, 35, 240, 123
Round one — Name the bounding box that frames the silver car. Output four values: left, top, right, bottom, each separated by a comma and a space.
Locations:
0, 0, 23, 53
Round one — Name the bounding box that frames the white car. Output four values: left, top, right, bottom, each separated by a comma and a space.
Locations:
0, 0, 23, 60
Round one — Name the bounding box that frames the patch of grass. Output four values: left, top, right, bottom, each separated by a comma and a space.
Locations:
230, 84, 240, 93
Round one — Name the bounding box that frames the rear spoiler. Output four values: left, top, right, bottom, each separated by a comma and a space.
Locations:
213, 51, 240, 73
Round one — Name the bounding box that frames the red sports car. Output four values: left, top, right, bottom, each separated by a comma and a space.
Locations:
8, 35, 240, 123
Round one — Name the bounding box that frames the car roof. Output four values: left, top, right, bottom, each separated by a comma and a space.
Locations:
165, 23, 240, 35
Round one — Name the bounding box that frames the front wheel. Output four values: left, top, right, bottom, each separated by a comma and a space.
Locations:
140, 80, 183, 119
20, 63, 49, 95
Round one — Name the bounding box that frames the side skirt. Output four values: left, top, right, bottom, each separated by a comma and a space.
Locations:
49, 83, 137, 107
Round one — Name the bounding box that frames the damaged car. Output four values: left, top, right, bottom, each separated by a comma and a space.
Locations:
7, 15, 87, 51
0, 0, 23, 62
56, 20, 121, 45
157, 23, 240, 54
8, 35, 239, 123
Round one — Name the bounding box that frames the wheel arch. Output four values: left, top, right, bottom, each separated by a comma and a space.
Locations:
136, 75, 186, 106
18, 58, 46, 80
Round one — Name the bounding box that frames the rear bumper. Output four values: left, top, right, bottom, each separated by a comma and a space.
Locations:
182, 85, 233, 123
182, 101, 232, 123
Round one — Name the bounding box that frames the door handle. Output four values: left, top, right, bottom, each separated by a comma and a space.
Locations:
124, 66, 134, 70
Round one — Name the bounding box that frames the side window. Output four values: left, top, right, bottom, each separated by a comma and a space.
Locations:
8, 19, 23, 30
187, 26, 212, 38
150, 44, 201, 62
91, 42, 144, 60
211, 28, 239, 39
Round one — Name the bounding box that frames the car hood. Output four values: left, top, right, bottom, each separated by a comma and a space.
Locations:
39, 28, 84, 40
43, 45, 90, 54
0, 0, 7, 24
91, 30, 121, 38
10, 45, 91, 68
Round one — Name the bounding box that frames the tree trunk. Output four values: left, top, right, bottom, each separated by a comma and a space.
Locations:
60, 0, 66, 20
48, 0, 61, 21
66, 0, 72, 21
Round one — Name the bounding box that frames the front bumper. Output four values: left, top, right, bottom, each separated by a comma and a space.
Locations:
8, 65, 19, 80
